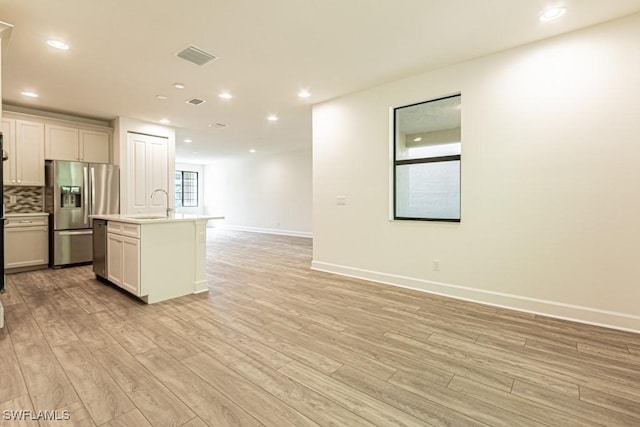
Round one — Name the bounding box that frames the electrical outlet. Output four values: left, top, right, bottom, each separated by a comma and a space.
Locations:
432, 259, 440, 271
9, 195, 17, 204
336, 196, 347, 206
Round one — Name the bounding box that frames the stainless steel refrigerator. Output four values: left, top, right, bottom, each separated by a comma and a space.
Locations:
45, 160, 119, 267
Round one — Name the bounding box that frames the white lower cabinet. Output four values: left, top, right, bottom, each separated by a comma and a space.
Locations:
106, 233, 123, 285
99, 217, 208, 304
4, 214, 49, 271
107, 226, 140, 295
121, 235, 140, 295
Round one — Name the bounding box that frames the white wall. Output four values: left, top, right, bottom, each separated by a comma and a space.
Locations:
175, 162, 205, 215
312, 13, 640, 331
205, 148, 312, 237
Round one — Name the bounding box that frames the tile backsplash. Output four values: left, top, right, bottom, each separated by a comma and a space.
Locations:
3, 186, 45, 213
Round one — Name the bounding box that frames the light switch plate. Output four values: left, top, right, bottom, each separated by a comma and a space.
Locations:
9, 195, 17, 204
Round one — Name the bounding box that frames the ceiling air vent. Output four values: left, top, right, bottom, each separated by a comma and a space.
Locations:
186, 98, 206, 106
176, 45, 217, 66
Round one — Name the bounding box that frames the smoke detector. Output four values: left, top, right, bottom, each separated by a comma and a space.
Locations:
176, 45, 218, 66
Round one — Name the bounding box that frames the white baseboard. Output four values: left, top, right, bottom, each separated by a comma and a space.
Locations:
221, 225, 312, 238
311, 260, 640, 333
194, 280, 208, 294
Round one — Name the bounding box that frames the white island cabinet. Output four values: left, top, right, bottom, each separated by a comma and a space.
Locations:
92, 214, 222, 304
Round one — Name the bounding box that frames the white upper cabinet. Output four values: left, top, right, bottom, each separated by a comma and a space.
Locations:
17, 120, 45, 185
45, 123, 110, 163
2, 118, 16, 185
80, 129, 110, 163
45, 124, 79, 160
2, 118, 45, 186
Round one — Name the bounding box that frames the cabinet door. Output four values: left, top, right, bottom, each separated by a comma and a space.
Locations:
148, 137, 168, 210
80, 129, 110, 163
45, 124, 79, 161
121, 235, 140, 295
16, 120, 45, 186
128, 133, 148, 212
4, 226, 49, 269
107, 232, 123, 286
2, 118, 16, 185
126, 132, 169, 214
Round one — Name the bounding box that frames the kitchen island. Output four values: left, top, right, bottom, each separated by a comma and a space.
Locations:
91, 214, 223, 303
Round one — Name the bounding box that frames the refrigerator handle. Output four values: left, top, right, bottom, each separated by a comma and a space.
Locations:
91, 166, 96, 216
58, 230, 94, 236
83, 166, 89, 226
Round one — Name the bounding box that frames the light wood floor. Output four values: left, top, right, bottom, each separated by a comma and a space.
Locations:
1, 230, 640, 426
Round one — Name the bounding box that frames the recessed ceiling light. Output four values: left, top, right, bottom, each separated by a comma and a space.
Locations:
218, 92, 232, 99
249, 149, 256, 153
184, 139, 192, 143
159, 118, 170, 124
47, 39, 70, 50
267, 115, 278, 121
413, 137, 422, 142
174, 83, 185, 89
156, 95, 168, 100
21, 91, 39, 98
298, 90, 311, 98
540, 6, 566, 22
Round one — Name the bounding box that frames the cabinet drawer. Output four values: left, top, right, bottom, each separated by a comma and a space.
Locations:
121, 223, 140, 238
107, 221, 123, 234
5, 216, 48, 228
106, 221, 140, 238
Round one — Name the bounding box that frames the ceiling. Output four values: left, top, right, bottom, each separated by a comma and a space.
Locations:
2, 0, 640, 164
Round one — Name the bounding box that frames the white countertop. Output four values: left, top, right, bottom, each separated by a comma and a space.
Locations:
90, 213, 224, 224
5, 212, 49, 217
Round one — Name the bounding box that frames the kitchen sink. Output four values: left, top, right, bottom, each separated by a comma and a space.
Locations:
124, 215, 167, 220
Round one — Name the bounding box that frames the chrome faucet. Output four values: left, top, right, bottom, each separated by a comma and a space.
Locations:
151, 189, 173, 218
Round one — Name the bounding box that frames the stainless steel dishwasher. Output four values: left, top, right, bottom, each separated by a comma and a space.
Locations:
92, 219, 108, 279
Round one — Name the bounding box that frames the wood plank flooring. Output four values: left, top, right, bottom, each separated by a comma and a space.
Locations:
1, 229, 640, 426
